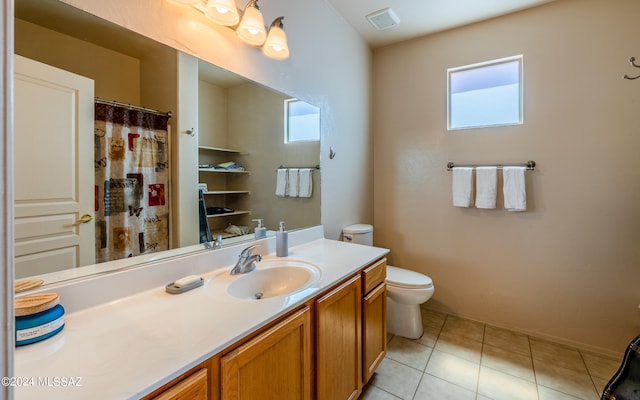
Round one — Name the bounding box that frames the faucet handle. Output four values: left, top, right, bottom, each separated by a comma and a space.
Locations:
240, 244, 261, 257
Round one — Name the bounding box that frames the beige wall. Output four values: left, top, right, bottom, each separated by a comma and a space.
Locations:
373, 0, 640, 354
60, 0, 373, 240
15, 19, 141, 103
198, 80, 227, 149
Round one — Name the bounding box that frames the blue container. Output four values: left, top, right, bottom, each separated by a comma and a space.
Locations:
15, 304, 65, 346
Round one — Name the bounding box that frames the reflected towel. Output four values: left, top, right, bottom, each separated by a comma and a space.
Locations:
475, 167, 497, 209
298, 168, 313, 198
503, 166, 527, 211
452, 167, 473, 207
287, 168, 299, 197
275, 169, 287, 197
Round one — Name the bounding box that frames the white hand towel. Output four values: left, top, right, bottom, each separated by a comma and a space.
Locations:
298, 168, 313, 198
475, 167, 497, 209
452, 167, 473, 207
287, 168, 299, 197
503, 166, 527, 211
275, 168, 287, 197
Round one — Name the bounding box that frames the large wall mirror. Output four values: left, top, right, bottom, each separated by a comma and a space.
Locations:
14, 0, 321, 286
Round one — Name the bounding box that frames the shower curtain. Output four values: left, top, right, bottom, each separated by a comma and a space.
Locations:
94, 103, 170, 263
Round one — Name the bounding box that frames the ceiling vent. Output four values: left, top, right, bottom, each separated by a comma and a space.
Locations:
366, 8, 400, 31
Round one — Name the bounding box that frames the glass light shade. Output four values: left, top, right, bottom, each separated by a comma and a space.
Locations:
263, 22, 289, 60
237, 6, 266, 46
204, 0, 240, 26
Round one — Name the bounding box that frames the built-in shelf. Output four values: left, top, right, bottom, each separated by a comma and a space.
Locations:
213, 230, 244, 239
203, 190, 250, 195
198, 168, 250, 174
206, 210, 250, 218
198, 145, 247, 154
198, 144, 251, 240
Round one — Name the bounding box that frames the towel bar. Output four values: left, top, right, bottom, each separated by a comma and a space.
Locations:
276, 165, 320, 171
446, 161, 536, 171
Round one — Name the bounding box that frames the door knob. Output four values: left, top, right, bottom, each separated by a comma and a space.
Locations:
76, 214, 93, 224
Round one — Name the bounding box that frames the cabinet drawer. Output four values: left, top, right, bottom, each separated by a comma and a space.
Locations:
362, 258, 386, 294
152, 368, 208, 400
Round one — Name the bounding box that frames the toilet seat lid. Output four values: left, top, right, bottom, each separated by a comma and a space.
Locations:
385, 265, 433, 289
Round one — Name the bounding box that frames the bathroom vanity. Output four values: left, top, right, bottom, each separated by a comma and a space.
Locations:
14, 226, 389, 400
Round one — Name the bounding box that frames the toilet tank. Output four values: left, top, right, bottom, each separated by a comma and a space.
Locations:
342, 224, 373, 246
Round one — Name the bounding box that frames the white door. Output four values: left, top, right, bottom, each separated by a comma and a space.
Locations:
14, 55, 95, 278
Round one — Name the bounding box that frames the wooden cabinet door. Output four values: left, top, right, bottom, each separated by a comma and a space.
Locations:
363, 283, 387, 384
315, 275, 362, 400
152, 368, 208, 400
220, 306, 311, 400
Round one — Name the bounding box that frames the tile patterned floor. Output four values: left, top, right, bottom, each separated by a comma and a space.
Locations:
361, 309, 622, 400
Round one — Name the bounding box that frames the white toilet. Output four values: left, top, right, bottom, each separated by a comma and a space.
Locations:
342, 224, 435, 339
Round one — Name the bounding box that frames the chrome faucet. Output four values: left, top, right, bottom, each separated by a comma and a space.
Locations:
203, 234, 223, 250
230, 244, 262, 275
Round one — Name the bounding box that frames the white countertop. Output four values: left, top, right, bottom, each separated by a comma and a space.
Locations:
14, 232, 389, 399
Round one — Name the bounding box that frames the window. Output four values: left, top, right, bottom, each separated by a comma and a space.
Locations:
284, 99, 320, 143
447, 55, 523, 130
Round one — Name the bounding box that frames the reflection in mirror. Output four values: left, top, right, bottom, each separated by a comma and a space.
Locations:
13, 0, 320, 287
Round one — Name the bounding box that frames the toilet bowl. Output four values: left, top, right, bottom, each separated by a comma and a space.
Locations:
385, 265, 434, 339
342, 224, 435, 340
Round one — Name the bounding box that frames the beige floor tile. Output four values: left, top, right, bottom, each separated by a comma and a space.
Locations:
534, 359, 600, 400
421, 308, 447, 330
369, 358, 423, 400
425, 349, 480, 392
441, 315, 485, 343
477, 365, 538, 400
414, 324, 441, 348
414, 373, 476, 400
386, 336, 433, 371
374, 311, 617, 400
360, 383, 403, 400
484, 325, 531, 357
580, 351, 620, 381
435, 333, 483, 364
530, 338, 588, 374
481, 343, 535, 382
537, 385, 583, 400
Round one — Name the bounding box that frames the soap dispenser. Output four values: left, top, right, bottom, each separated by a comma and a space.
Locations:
276, 221, 288, 257
253, 219, 267, 239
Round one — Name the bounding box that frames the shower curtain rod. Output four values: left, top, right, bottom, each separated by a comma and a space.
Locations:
95, 97, 172, 118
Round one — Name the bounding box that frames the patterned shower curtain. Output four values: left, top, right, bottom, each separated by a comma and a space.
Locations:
94, 103, 170, 263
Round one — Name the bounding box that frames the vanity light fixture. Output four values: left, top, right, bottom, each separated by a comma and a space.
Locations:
262, 17, 289, 60
170, 0, 290, 60
204, 0, 240, 26
237, 0, 267, 46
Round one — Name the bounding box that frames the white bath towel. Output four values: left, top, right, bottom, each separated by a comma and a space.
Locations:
275, 169, 287, 197
475, 167, 497, 209
298, 168, 313, 198
503, 166, 527, 211
287, 168, 299, 197
452, 167, 473, 207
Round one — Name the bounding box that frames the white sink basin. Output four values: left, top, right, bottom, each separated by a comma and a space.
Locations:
226, 260, 321, 300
